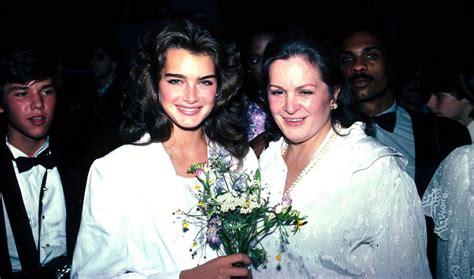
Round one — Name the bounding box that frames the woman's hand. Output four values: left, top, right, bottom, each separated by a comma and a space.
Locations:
180, 253, 251, 279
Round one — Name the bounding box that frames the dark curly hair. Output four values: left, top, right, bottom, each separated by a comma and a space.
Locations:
260, 31, 372, 142
120, 17, 249, 159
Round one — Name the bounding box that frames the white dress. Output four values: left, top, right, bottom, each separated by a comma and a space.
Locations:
254, 122, 432, 278
71, 136, 258, 278
422, 144, 474, 279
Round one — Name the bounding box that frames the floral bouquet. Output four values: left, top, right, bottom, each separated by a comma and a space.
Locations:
175, 148, 307, 269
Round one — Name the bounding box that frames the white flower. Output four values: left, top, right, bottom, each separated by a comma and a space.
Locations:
273, 204, 283, 214
240, 194, 261, 214
217, 191, 240, 212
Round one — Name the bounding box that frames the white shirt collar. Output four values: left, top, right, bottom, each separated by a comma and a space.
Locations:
377, 101, 398, 116
5, 136, 50, 159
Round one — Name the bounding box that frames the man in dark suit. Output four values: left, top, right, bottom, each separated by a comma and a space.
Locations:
339, 28, 471, 196
80, 34, 125, 169
0, 49, 82, 278
338, 28, 471, 277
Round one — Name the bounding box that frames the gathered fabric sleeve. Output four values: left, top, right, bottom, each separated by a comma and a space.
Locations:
254, 132, 431, 278
421, 145, 473, 278
350, 153, 432, 278
72, 160, 131, 278
71, 156, 181, 279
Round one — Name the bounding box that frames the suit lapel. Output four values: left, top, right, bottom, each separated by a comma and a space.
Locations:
407, 110, 440, 196
0, 141, 40, 271
50, 141, 85, 261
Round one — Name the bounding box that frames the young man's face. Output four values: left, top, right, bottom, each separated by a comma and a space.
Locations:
0, 78, 57, 146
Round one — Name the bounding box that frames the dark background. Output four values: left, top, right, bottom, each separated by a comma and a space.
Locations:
1, 0, 472, 76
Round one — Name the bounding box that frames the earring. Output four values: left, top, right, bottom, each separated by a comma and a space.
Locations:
330, 103, 338, 110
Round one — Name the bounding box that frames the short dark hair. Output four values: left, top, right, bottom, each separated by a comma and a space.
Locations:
338, 26, 401, 91
0, 48, 61, 135
91, 33, 124, 66
419, 65, 474, 104
120, 17, 249, 159
337, 24, 393, 62
0, 49, 61, 96
261, 30, 371, 141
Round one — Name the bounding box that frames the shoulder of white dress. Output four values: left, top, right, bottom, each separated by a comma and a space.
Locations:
258, 142, 281, 176
447, 144, 472, 160
259, 138, 284, 160
91, 141, 165, 174
338, 131, 407, 170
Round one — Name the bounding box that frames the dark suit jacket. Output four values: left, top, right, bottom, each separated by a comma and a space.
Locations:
407, 108, 471, 196
82, 78, 124, 162
0, 138, 83, 276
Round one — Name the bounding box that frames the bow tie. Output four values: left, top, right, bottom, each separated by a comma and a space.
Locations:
373, 112, 396, 132
15, 148, 56, 173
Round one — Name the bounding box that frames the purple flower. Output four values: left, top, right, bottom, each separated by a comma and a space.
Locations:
206, 216, 222, 248
215, 177, 226, 193
232, 174, 246, 192
209, 148, 233, 173
282, 196, 292, 208
195, 168, 206, 181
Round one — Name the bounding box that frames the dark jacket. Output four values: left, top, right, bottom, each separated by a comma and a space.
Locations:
0, 138, 83, 278
407, 108, 471, 196
82, 77, 124, 164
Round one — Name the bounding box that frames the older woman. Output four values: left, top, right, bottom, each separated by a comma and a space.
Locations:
254, 32, 431, 278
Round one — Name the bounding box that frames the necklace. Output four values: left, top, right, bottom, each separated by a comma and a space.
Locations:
281, 130, 337, 199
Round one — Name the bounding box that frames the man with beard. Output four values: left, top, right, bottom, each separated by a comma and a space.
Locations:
339, 29, 471, 276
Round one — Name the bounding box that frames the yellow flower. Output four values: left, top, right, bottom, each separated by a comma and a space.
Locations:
276, 254, 282, 262
294, 219, 306, 231
243, 199, 251, 208
198, 201, 205, 208
182, 221, 190, 232
194, 184, 201, 190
